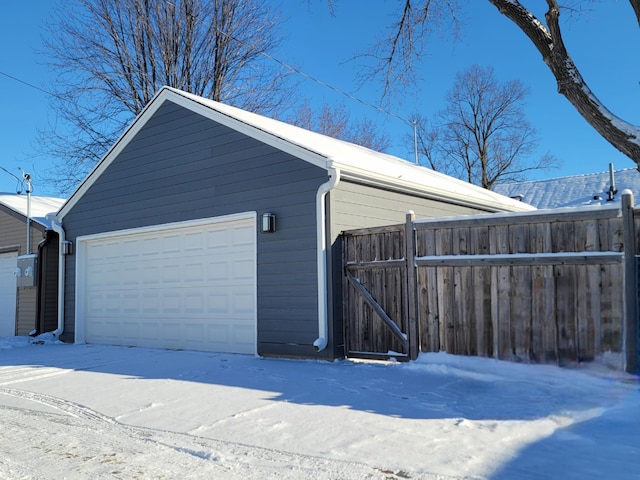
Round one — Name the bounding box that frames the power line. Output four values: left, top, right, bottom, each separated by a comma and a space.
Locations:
0, 71, 54, 98
251, 48, 413, 126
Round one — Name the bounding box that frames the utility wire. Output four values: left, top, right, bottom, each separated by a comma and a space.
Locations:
0, 71, 55, 98
1, 2, 419, 158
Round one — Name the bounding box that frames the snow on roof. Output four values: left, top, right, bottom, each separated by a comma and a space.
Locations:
168, 88, 534, 213
59, 87, 535, 217
0, 194, 65, 228
494, 168, 640, 209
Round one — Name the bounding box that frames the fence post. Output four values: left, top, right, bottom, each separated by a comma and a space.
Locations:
404, 211, 419, 360
621, 191, 638, 373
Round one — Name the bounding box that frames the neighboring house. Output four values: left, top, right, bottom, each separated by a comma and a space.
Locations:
494, 166, 640, 209
0, 194, 65, 337
50, 87, 533, 359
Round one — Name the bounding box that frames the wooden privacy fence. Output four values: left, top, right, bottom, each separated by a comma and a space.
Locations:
342, 193, 639, 372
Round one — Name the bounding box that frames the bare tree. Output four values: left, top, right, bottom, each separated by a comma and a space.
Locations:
287, 102, 391, 152
358, 0, 640, 169
42, 0, 292, 193
415, 65, 557, 189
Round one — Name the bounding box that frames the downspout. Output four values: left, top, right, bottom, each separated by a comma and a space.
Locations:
313, 168, 340, 352
45, 213, 66, 338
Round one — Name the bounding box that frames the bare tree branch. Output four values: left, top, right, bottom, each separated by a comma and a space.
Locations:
630, 0, 640, 25
414, 65, 558, 189
488, 0, 640, 165
287, 101, 391, 152
41, 0, 294, 194
355, 0, 462, 99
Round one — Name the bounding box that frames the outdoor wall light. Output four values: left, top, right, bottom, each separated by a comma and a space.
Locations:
261, 212, 276, 233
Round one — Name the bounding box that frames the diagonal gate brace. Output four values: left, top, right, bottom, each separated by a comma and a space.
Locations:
346, 269, 409, 352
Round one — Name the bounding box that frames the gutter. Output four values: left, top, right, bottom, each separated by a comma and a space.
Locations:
313, 168, 340, 352
45, 213, 66, 338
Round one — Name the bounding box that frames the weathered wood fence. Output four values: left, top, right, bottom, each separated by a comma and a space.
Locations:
342, 193, 639, 372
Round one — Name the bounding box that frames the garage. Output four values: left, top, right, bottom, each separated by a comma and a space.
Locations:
53, 87, 534, 358
0, 251, 17, 337
75, 214, 257, 354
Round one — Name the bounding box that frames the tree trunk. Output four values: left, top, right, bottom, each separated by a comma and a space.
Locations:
489, 0, 640, 167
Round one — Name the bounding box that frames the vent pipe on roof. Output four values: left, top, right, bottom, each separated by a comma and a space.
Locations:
607, 163, 618, 202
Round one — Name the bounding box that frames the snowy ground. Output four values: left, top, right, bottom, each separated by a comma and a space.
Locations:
0, 336, 638, 480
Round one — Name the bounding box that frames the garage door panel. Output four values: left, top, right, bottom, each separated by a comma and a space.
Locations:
233, 259, 255, 280
162, 292, 182, 313
184, 263, 205, 283
184, 231, 205, 251
122, 293, 139, 313
208, 262, 229, 281
207, 229, 228, 248
141, 293, 161, 313
80, 216, 256, 354
208, 293, 228, 313
184, 293, 205, 314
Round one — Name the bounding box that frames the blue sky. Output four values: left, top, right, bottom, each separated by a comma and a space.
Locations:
1, 1, 639, 197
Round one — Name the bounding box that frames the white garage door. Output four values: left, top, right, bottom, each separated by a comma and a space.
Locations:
0, 251, 17, 337
77, 214, 257, 354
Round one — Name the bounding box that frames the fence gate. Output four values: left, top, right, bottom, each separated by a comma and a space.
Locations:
342, 215, 418, 361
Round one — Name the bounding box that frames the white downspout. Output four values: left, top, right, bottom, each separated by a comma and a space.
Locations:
46, 213, 66, 338
313, 168, 340, 352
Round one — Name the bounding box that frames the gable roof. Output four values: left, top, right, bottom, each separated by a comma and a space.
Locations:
494, 167, 640, 209
0, 194, 66, 228
58, 87, 534, 218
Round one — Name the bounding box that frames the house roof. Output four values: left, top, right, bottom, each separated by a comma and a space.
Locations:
58, 87, 534, 218
0, 194, 66, 228
493, 167, 640, 209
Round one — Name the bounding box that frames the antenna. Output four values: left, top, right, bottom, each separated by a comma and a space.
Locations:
413, 120, 419, 165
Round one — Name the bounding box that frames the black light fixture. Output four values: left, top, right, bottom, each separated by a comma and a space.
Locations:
261, 212, 276, 233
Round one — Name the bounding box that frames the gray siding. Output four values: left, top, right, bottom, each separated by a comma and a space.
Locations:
0, 205, 48, 336
327, 180, 505, 356
62, 100, 330, 357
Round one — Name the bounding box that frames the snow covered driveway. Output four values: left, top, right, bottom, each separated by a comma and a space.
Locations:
0, 338, 638, 479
